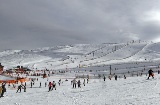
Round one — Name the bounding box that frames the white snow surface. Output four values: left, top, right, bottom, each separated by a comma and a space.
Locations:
1, 73, 160, 105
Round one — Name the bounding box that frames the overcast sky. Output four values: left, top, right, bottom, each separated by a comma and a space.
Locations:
0, 0, 160, 51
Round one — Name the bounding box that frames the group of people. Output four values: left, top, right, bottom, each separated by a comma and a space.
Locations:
102, 68, 155, 81
103, 75, 120, 81
16, 84, 26, 93
71, 78, 89, 88
0, 68, 156, 98
48, 81, 56, 92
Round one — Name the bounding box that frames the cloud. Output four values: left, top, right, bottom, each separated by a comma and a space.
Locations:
0, 0, 160, 51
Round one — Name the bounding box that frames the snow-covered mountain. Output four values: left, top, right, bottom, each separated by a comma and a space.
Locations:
1, 41, 160, 105
1, 41, 160, 70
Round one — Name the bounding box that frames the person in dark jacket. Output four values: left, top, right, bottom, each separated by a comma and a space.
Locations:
16, 85, 22, 93
147, 69, 154, 79
83, 79, 85, 86
24, 85, 26, 92
72, 79, 77, 88
39, 82, 41, 88
1, 82, 6, 97
31, 82, 33, 88
77, 80, 81, 88
115, 75, 117, 81
103, 76, 106, 81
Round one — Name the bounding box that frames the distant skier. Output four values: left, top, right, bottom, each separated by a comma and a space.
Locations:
77, 80, 81, 88
83, 79, 85, 86
103, 76, 106, 81
48, 82, 52, 92
45, 82, 47, 87
147, 69, 154, 79
1, 82, 6, 97
72, 79, 77, 88
24, 85, 26, 92
16, 85, 22, 93
58, 79, 61, 86
8, 82, 10, 87
31, 82, 33, 88
87, 78, 89, 84
115, 75, 117, 81
39, 82, 41, 88
52, 81, 56, 90
108, 75, 111, 80
12, 83, 15, 88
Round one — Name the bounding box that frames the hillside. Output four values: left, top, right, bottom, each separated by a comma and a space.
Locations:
0, 41, 160, 70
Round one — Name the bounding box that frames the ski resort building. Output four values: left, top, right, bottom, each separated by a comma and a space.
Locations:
14, 66, 26, 73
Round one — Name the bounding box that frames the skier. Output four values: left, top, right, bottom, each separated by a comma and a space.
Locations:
103, 76, 106, 81
31, 81, 33, 88
115, 75, 117, 81
48, 82, 52, 92
58, 79, 61, 86
16, 85, 22, 93
23, 85, 26, 92
147, 69, 154, 79
52, 81, 56, 90
1, 82, 6, 97
72, 79, 77, 88
87, 78, 89, 84
71, 80, 73, 85
83, 79, 85, 86
45, 82, 47, 87
39, 82, 41, 88
8, 82, 10, 87
108, 75, 111, 80
12, 83, 15, 88
77, 80, 81, 88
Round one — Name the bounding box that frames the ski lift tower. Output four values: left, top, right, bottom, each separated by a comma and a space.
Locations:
110, 65, 112, 75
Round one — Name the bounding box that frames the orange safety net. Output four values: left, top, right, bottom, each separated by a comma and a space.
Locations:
0, 78, 27, 84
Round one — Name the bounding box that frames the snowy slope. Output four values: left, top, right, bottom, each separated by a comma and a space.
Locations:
0, 41, 160, 70
1, 41, 160, 105
1, 72, 160, 105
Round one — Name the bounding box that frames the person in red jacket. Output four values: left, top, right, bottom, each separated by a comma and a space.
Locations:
48, 82, 52, 92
